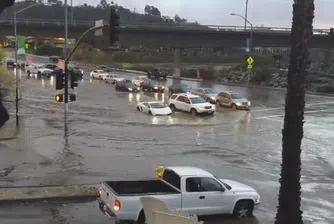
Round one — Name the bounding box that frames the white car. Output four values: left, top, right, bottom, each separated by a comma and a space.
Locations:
168, 93, 215, 116
137, 101, 172, 116
104, 74, 125, 84
90, 70, 109, 80
26, 63, 53, 77
97, 166, 260, 223
132, 76, 148, 87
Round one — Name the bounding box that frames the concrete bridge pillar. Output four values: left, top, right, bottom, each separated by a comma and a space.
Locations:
173, 48, 181, 78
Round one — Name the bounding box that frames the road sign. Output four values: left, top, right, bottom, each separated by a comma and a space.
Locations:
247, 56, 254, 65
24, 43, 29, 49
248, 64, 253, 69
94, 20, 104, 36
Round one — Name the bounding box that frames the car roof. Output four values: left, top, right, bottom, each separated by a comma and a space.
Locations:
166, 166, 213, 177
96, 69, 105, 72
174, 93, 200, 98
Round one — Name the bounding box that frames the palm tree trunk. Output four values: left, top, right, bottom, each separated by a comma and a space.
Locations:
275, 0, 314, 224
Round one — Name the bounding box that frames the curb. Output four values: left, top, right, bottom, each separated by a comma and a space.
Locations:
0, 195, 98, 204
0, 184, 99, 202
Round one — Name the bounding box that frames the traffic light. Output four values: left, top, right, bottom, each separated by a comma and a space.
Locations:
55, 94, 63, 102
55, 71, 65, 90
70, 70, 79, 89
329, 28, 334, 39
109, 6, 120, 44
69, 93, 76, 102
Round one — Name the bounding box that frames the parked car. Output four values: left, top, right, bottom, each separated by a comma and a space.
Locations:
168, 83, 192, 96
115, 81, 140, 92
168, 93, 215, 116
136, 101, 172, 116
97, 166, 260, 224
147, 69, 168, 80
141, 79, 165, 93
191, 88, 218, 104
216, 91, 251, 110
104, 74, 125, 84
132, 76, 148, 87
90, 70, 109, 80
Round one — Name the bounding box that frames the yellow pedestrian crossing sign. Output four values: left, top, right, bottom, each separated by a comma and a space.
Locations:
247, 56, 254, 65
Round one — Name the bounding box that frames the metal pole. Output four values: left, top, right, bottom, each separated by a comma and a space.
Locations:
14, 4, 19, 127
70, 0, 73, 24
64, 0, 68, 133
244, 0, 248, 31
248, 23, 253, 84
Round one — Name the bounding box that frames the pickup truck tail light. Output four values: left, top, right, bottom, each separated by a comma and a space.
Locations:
114, 199, 121, 211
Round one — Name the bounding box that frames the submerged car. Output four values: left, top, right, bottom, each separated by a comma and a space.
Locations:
191, 88, 218, 103
216, 91, 251, 110
115, 81, 140, 92
141, 79, 165, 93
136, 101, 172, 116
132, 76, 148, 87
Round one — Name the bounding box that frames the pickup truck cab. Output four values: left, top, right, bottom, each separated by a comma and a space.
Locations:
97, 166, 260, 224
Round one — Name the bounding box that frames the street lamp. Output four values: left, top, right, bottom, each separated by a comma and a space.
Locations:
244, 0, 249, 31
230, 13, 253, 84
14, 3, 38, 127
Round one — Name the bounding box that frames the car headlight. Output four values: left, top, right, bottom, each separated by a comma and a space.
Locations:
236, 102, 242, 106
248, 101, 251, 106
154, 87, 158, 89
210, 96, 216, 100
255, 195, 260, 204
128, 88, 133, 91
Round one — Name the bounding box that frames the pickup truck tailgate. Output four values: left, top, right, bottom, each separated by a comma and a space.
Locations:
98, 183, 118, 218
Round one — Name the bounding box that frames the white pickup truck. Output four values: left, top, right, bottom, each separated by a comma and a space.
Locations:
97, 166, 260, 224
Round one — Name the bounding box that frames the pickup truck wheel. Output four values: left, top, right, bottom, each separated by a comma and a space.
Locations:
136, 210, 146, 224
231, 103, 237, 109
233, 200, 254, 219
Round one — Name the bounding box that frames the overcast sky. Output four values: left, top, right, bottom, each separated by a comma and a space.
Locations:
68, 0, 331, 28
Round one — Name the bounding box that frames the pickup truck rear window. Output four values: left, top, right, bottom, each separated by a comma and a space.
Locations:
162, 169, 181, 190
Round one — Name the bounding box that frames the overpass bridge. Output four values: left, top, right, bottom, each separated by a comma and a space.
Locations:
0, 18, 333, 49
1, 18, 332, 78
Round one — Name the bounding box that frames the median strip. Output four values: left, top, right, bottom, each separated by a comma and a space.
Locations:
0, 184, 99, 202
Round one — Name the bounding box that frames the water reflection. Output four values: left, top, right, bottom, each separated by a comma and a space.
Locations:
151, 115, 174, 125
50, 76, 54, 85
128, 93, 141, 103
41, 79, 45, 88
234, 111, 252, 133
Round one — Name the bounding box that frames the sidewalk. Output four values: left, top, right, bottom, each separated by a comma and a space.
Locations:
0, 184, 99, 202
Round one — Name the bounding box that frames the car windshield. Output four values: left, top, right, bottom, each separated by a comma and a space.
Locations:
189, 97, 206, 104
204, 88, 217, 94
125, 83, 136, 88
150, 80, 159, 85
230, 93, 243, 99
149, 102, 167, 108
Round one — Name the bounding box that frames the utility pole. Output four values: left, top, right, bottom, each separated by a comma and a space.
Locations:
14, 3, 19, 127
64, 0, 68, 133
244, 0, 249, 31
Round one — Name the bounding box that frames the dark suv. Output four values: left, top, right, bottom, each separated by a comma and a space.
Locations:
147, 69, 167, 80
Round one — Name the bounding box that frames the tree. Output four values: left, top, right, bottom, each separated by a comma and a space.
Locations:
275, 0, 314, 224
0, 0, 14, 14
99, 0, 109, 9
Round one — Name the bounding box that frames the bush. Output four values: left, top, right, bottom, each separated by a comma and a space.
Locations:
35, 44, 62, 56
315, 83, 334, 93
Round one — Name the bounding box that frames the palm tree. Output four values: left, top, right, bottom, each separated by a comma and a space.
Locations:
275, 0, 314, 224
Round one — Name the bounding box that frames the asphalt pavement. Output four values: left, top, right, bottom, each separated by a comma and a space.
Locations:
1, 55, 334, 223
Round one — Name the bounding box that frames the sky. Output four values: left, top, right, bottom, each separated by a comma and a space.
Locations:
69, 0, 332, 28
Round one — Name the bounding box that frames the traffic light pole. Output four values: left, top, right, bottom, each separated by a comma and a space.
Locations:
64, 0, 69, 133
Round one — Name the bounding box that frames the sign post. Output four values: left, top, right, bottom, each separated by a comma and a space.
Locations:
246, 56, 254, 84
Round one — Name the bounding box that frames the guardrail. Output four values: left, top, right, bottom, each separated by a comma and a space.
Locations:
0, 18, 329, 34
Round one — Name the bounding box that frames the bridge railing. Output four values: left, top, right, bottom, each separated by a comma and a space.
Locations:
0, 18, 329, 34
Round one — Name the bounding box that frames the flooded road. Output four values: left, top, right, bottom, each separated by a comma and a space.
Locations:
1, 57, 334, 223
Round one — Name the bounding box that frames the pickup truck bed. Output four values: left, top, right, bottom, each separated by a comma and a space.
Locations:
105, 180, 180, 195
